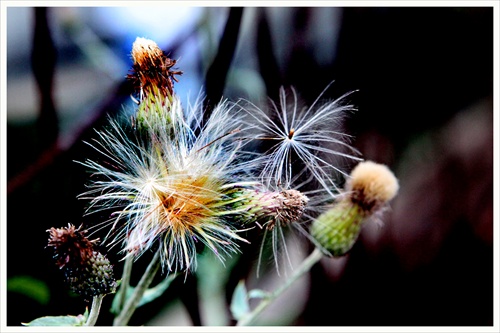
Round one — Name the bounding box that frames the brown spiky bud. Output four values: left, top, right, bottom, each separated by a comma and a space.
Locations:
127, 37, 182, 101
47, 224, 116, 297
47, 224, 97, 268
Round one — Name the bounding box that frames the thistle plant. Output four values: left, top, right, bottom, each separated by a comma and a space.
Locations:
27, 37, 400, 327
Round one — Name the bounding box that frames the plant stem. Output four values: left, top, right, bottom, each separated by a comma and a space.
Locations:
85, 295, 104, 326
116, 255, 134, 313
113, 250, 161, 326
237, 247, 323, 326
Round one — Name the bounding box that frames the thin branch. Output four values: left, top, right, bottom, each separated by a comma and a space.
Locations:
113, 250, 161, 326
203, 7, 244, 125
84, 295, 104, 326
256, 8, 282, 102
116, 256, 134, 313
237, 247, 323, 326
31, 7, 58, 148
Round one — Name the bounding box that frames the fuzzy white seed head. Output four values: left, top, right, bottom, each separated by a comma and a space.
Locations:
79, 95, 256, 273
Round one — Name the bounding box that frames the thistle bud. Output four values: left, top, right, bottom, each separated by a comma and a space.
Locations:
47, 224, 116, 297
128, 37, 182, 103
64, 251, 116, 298
127, 37, 183, 132
346, 161, 399, 215
310, 161, 399, 256
236, 188, 309, 230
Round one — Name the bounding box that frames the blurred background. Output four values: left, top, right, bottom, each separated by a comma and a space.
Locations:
4, 6, 495, 327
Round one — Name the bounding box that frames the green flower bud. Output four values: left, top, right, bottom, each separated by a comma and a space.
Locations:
65, 251, 117, 298
310, 202, 364, 256
310, 161, 399, 256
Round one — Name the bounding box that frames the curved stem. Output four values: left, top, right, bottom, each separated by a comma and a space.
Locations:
85, 295, 104, 326
237, 247, 323, 326
113, 250, 161, 326
116, 255, 134, 313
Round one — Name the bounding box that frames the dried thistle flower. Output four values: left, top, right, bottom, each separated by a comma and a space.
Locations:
252, 187, 310, 276
127, 37, 182, 103
47, 224, 116, 297
310, 161, 399, 256
79, 95, 258, 273
233, 184, 332, 275
241, 86, 362, 194
236, 188, 309, 229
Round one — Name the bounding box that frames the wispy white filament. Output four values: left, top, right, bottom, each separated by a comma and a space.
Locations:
241, 85, 362, 195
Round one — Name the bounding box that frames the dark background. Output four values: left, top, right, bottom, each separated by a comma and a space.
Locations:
4, 6, 495, 327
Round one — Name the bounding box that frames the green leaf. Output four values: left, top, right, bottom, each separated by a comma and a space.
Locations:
110, 280, 131, 315
196, 251, 240, 325
230, 280, 250, 320
138, 273, 178, 307
22, 312, 87, 326
7, 276, 50, 305
111, 274, 177, 314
